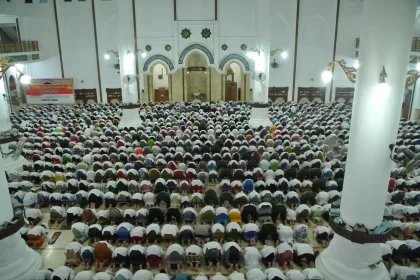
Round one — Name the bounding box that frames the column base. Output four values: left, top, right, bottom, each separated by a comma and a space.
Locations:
0, 232, 42, 279
316, 235, 390, 280
118, 108, 142, 129
249, 106, 273, 128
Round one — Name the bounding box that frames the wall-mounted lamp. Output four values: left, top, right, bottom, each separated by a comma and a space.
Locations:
379, 66, 388, 84
322, 60, 358, 84
248, 48, 260, 57
270, 48, 288, 59
105, 49, 146, 60
104, 50, 119, 60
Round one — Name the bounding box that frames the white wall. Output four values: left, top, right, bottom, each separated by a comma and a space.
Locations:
3, 0, 420, 105
152, 63, 169, 89
0, 14, 17, 24
56, 0, 99, 92
294, 0, 338, 102
176, 0, 214, 21
269, 0, 297, 101
0, 1, 62, 79
331, 0, 363, 100
94, 0, 120, 102
219, 0, 255, 37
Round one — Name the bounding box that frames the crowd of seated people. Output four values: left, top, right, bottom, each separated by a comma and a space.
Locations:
6, 101, 420, 280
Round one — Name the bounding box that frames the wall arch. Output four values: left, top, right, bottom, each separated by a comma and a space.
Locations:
143, 54, 175, 72
178, 43, 214, 65
218, 53, 251, 72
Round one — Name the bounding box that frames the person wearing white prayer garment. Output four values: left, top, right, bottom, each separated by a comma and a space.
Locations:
116, 222, 134, 246
27, 224, 48, 247
115, 268, 133, 280
66, 206, 83, 225
246, 268, 267, 280
80, 246, 94, 270
278, 224, 294, 244
161, 223, 179, 244
260, 245, 276, 268
302, 268, 323, 280
380, 242, 392, 270
51, 266, 75, 280
64, 241, 82, 267
285, 269, 305, 280
315, 191, 329, 206
112, 246, 129, 272
223, 242, 243, 271
293, 243, 315, 268
186, 244, 202, 271
212, 272, 228, 280
133, 270, 153, 280
265, 267, 285, 280
276, 242, 294, 270
71, 222, 89, 243
74, 270, 95, 280
313, 225, 333, 247
130, 226, 146, 244
146, 244, 164, 270
228, 271, 245, 280
389, 265, 417, 280
25, 207, 43, 225
244, 246, 261, 270
154, 271, 170, 280
50, 206, 67, 224
242, 222, 259, 246
203, 241, 223, 271
166, 243, 185, 273
92, 271, 113, 280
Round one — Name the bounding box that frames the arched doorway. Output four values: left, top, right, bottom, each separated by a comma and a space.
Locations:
185, 52, 208, 101
224, 62, 243, 101
151, 63, 169, 102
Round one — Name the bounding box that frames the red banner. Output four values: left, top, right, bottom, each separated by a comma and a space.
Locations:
26, 84, 74, 96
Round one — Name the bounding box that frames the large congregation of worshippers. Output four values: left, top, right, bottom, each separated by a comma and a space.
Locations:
8, 101, 420, 280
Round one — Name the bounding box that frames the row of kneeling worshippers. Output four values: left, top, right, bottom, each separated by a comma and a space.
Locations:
29, 267, 325, 280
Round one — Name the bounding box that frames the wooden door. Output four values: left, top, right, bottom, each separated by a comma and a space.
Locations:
155, 87, 169, 102
225, 82, 237, 101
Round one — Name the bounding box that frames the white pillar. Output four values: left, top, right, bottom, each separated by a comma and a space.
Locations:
316, 1, 416, 279
117, 0, 138, 103
252, 0, 270, 103
0, 78, 27, 171
0, 78, 12, 132
249, 0, 272, 128
0, 161, 42, 279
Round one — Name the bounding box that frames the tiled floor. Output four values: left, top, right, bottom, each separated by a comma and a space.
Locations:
25, 183, 327, 277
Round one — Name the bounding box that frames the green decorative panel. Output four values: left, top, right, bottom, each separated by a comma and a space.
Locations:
145, 45, 152, 52
240, 44, 247, 51
143, 54, 175, 72
6, 53, 40, 62
221, 44, 228, 51
181, 28, 191, 39
178, 43, 214, 65
201, 28, 212, 39
165, 45, 172, 51
218, 54, 251, 71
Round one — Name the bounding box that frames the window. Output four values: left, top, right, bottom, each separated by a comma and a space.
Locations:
40, 0, 48, 3
25, 0, 33, 3
64, 0, 72, 2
